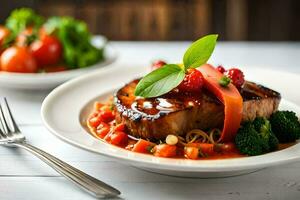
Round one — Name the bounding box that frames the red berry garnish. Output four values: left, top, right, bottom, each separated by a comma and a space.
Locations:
151, 60, 166, 70
216, 65, 226, 74
226, 68, 245, 88
178, 69, 204, 92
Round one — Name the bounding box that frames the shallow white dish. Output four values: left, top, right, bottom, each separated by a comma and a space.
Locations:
41, 65, 300, 177
0, 36, 117, 90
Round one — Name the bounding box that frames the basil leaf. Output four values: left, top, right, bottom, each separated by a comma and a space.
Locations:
135, 64, 185, 98
183, 34, 218, 69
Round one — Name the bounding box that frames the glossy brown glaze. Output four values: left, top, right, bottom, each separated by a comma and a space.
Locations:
114, 80, 281, 139
241, 81, 280, 101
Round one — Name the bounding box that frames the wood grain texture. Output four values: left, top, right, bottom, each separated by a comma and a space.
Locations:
2, 0, 299, 40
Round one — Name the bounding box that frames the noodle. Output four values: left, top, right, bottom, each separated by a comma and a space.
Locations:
209, 128, 221, 144
185, 129, 215, 144
179, 128, 221, 146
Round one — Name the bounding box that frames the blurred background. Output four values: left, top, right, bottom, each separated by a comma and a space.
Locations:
1, 0, 300, 41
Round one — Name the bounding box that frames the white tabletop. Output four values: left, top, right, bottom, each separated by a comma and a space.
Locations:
1, 41, 300, 200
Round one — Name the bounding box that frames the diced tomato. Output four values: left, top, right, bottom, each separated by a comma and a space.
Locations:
104, 132, 112, 142
125, 140, 137, 151
186, 143, 215, 156
97, 127, 110, 139
88, 116, 102, 128
110, 131, 128, 146
132, 139, 155, 154
184, 147, 199, 159
153, 144, 177, 158
96, 122, 110, 138
94, 102, 104, 111
115, 123, 125, 132
100, 105, 111, 112
99, 110, 115, 123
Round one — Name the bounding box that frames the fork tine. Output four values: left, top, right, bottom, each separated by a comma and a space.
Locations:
0, 102, 12, 134
3, 98, 20, 133
0, 114, 6, 138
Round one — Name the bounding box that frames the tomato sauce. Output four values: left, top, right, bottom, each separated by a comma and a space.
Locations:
87, 100, 296, 160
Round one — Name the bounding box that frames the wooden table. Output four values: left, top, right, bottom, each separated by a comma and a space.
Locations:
1, 42, 300, 200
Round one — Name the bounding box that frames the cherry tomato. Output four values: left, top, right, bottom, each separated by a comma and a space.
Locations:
30, 35, 62, 67
0, 26, 10, 46
184, 147, 199, 160
153, 144, 177, 158
110, 131, 128, 146
151, 60, 166, 70
0, 46, 37, 73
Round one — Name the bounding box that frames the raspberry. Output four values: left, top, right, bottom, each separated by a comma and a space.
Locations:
226, 68, 245, 88
178, 69, 204, 92
151, 60, 166, 70
216, 65, 226, 74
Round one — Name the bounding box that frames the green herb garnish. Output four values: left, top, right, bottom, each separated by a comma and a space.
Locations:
135, 64, 185, 98
146, 145, 155, 153
44, 16, 104, 69
5, 8, 44, 37
135, 34, 218, 98
219, 75, 231, 87
183, 34, 218, 69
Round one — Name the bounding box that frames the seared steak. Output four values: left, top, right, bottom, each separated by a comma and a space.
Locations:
114, 80, 281, 140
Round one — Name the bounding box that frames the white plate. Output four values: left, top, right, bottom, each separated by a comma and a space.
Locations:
41, 65, 300, 177
0, 36, 117, 90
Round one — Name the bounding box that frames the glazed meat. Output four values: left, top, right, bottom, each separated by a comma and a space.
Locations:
114, 80, 281, 140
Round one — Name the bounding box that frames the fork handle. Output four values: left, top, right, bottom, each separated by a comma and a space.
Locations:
13, 142, 121, 198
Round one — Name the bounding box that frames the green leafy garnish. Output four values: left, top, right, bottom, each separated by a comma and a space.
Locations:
135, 64, 185, 98
5, 8, 44, 37
135, 34, 218, 98
44, 16, 104, 69
219, 75, 231, 87
183, 34, 218, 69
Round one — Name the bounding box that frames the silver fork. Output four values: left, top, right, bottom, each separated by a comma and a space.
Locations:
0, 98, 121, 199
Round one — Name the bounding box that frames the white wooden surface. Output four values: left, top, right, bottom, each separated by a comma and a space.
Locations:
1, 42, 300, 200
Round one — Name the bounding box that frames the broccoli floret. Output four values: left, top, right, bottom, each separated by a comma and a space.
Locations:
270, 111, 300, 143
235, 122, 264, 156
253, 117, 278, 151
269, 133, 279, 151
235, 117, 279, 156
5, 8, 44, 37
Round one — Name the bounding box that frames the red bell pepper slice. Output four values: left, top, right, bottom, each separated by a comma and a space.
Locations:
198, 64, 243, 142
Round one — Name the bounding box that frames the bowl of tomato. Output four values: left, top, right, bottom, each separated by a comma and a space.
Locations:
0, 8, 117, 90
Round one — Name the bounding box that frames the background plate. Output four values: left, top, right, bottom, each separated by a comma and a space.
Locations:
41, 65, 300, 177
0, 36, 117, 90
